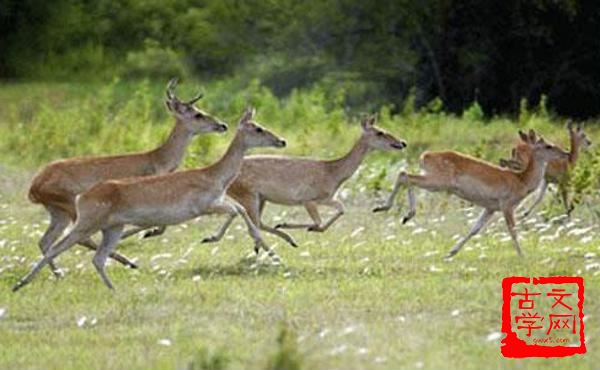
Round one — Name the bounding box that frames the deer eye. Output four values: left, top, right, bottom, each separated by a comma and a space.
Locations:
376, 132, 384, 137
255, 127, 264, 133
194, 112, 203, 119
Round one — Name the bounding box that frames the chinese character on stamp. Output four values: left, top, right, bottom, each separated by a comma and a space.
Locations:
501, 276, 585, 358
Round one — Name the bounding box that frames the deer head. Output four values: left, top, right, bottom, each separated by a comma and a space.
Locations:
521, 130, 569, 162
567, 120, 592, 150
237, 107, 286, 149
360, 114, 407, 151
165, 78, 227, 134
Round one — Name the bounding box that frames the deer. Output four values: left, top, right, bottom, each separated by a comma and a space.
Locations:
198, 115, 407, 248
13, 107, 286, 292
27, 78, 227, 276
373, 130, 569, 259
499, 121, 592, 218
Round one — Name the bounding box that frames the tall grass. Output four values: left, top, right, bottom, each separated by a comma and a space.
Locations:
1, 78, 599, 200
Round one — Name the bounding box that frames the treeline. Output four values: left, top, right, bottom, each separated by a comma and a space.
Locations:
1, 0, 599, 118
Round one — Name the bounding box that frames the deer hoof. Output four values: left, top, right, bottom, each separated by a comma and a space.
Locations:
373, 206, 389, 213
143, 228, 162, 238
443, 250, 457, 260
307, 226, 323, 232
201, 236, 217, 244
402, 211, 416, 224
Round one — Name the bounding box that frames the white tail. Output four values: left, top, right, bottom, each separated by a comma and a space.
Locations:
374, 129, 569, 258
499, 121, 592, 217
201, 114, 407, 247
13, 107, 286, 291
27, 78, 227, 275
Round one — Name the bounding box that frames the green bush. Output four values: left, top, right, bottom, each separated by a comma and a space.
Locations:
122, 40, 188, 80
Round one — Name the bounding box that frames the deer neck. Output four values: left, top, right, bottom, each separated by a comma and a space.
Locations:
568, 135, 579, 165
204, 131, 247, 189
329, 135, 371, 184
151, 121, 195, 173
518, 152, 547, 193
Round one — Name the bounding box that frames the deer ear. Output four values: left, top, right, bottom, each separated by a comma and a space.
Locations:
240, 107, 255, 124
361, 115, 375, 130
528, 129, 536, 143
567, 120, 574, 132
577, 122, 584, 132
518, 130, 528, 142
165, 100, 172, 112
369, 114, 377, 126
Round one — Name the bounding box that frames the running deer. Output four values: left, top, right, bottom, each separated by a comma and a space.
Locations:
200, 115, 407, 248
499, 121, 592, 217
27, 78, 227, 275
373, 130, 569, 258
13, 108, 286, 291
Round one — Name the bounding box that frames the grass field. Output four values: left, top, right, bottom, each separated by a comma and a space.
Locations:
1, 81, 599, 370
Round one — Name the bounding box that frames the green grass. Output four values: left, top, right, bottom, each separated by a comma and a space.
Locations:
1, 168, 599, 370
1, 81, 600, 369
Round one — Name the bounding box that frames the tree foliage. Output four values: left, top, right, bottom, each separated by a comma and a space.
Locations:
1, 0, 599, 118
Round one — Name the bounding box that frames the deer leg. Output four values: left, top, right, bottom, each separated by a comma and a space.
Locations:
254, 198, 298, 248
229, 200, 275, 257
143, 226, 166, 238
402, 187, 417, 224
120, 226, 146, 239
503, 209, 523, 256
445, 209, 494, 259
201, 213, 237, 243
403, 172, 456, 224
13, 227, 91, 292
522, 179, 547, 217
205, 200, 273, 257
201, 192, 253, 244
92, 225, 125, 290
202, 192, 298, 248
373, 170, 407, 212
120, 225, 166, 239
308, 199, 345, 232
275, 201, 321, 230
558, 184, 574, 217
78, 237, 138, 269
38, 206, 71, 277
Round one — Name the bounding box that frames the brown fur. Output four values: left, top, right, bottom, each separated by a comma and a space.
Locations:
13, 108, 286, 291
375, 130, 570, 258
499, 122, 591, 216
200, 115, 407, 248
27, 79, 227, 274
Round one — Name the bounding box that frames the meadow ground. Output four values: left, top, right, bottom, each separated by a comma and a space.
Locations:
0, 166, 599, 370
1, 81, 599, 370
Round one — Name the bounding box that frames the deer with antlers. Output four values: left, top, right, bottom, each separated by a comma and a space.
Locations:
198, 115, 407, 248
373, 130, 569, 258
27, 78, 227, 276
499, 121, 592, 218
13, 108, 286, 291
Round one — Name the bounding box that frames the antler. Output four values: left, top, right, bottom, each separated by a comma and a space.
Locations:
166, 78, 179, 101
187, 91, 204, 105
